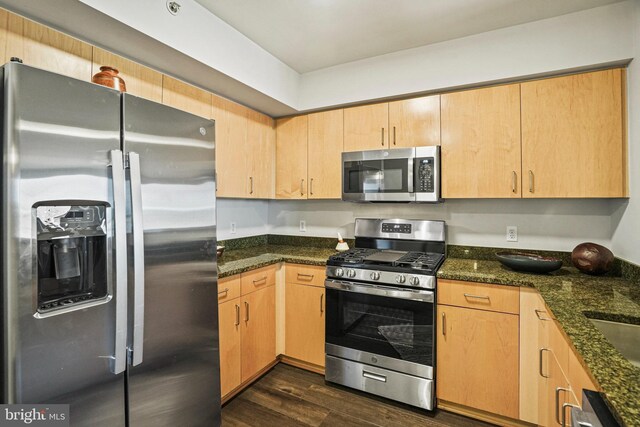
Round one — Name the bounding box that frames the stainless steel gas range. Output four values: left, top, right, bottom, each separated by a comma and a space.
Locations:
324, 218, 445, 410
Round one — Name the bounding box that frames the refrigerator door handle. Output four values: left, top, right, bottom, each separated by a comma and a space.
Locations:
110, 149, 128, 374
128, 152, 146, 366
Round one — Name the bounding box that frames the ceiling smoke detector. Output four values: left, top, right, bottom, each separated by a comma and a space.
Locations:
166, 1, 181, 15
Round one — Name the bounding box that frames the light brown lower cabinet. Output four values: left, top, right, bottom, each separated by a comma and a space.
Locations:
217, 266, 277, 400
284, 282, 325, 367
437, 304, 520, 419
520, 288, 599, 427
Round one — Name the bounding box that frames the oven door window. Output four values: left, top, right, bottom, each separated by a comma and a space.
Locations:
343, 159, 410, 194
326, 288, 434, 366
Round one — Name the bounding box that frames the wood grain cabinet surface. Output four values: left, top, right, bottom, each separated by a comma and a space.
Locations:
344, 103, 389, 151
284, 282, 325, 367
307, 109, 344, 199
521, 69, 627, 198
218, 298, 242, 397
161, 75, 212, 119
437, 303, 520, 419
241, 284, 276, 382
441, 84, 522, 198
388, 95, 440, 148
246, 109, 275, 199
276, 115, 309, 199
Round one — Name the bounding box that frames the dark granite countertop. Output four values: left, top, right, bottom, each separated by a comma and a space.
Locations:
218, 244, 335, 278
439, 258, 640, 426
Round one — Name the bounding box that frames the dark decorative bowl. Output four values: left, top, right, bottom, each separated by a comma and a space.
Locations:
495, 252, 563, 274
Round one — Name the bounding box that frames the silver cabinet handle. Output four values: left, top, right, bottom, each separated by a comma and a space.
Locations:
539, 348, 550, 378
562, 403, 580, 427
252, 276, 267, 285
529, 170, 534, 193
441, 312, 446, 336
393, 126, 396, 145
512, 171, 517, 193
381, 127, 385, 146
535, 309, 551, 321
555, 387, 571, 425
249, 176, 254, 195
363, 370, 387, 382
297, 273, 314, 280
463, 293, 490, 300
110, 150, 128, 375
300, 178, 304, 196
128, 152, 145, 367
310, 178, 314, 196
218, 287, 229, 296
235, 304, 240, 327
244, 301, 249, 322
320, 293, 324, 314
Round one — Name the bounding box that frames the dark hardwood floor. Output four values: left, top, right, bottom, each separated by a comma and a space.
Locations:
222, 364, 495, 427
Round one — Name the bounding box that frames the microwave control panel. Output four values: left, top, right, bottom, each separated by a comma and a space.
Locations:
415, 157, 434, 193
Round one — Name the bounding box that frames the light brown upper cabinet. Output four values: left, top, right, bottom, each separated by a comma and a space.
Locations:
344, 103, 389, 151
246, 110, 275, 199
521, 69, 627, 198
307, 109, 344, 199
388, 95, 440, 148
212, 95, 249, 198
161, 76, 212, 119
92, 48, 162, 102
276, 115, 308, 199
441, 84, 522, 198
4, 13, 92, 81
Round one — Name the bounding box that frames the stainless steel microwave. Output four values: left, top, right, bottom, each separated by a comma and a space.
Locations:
342, 146, 441, 202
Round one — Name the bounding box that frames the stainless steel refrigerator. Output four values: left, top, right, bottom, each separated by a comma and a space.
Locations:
1, 62, 221, 426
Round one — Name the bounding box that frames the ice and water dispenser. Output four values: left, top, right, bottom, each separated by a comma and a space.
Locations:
35, 204, 109, 313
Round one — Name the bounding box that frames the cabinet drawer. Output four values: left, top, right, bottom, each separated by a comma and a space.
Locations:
241, 265, 277, 295
285, 264, 325, 287
438, 279, 519, 314
218, 275, 241, 304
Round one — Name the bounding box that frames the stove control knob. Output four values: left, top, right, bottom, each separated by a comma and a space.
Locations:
335, 268, 344, 277
370, 271, 380, 281
409, 276, 420, 286
395, 274, 406, 284
347, 269, 356, 278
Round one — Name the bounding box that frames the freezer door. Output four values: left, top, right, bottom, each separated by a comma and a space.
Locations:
122, 94, 220, 426
1, 63, 126, 426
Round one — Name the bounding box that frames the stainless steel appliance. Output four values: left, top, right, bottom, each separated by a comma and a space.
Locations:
324, 218, 445, 410
1, 63, 220, 426
570, 390, 620, 427
342, 146, 440, 202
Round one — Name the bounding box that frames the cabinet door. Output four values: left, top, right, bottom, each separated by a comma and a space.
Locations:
212, 95, 249, 198
308, 109, 344, 199
285, 283, 325, 367
441, 84, 521, 198
388, 96, 440, 148
92, 48, 162, 102
276, 116, 308, 199
344, 103, 389, 151
241, 286, 276, 382
5, 14, 92, 81
161, 75, 212, 119
218, 299, 241, 397
246, 110, 275, 199
437, 304, 519, 419
521, 69, 626, 198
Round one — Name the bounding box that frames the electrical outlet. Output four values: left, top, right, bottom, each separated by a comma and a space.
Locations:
299, 220, 306, 232
506, 226, 518, 242
230, 222, 236, 234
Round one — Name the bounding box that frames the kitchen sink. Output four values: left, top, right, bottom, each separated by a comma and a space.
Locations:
589, 318, 640, 368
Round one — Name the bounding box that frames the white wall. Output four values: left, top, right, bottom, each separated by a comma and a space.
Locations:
267, 199, 624, 252
298, 2, 634, 110
611, 0, 640, 265
217, 199, 269, 241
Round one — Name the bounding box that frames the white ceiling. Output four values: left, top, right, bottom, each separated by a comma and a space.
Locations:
195, 0, 624, 73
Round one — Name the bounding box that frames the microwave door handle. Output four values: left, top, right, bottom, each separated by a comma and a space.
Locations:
407, 157, 415, 193
128, 152, 145, 366
109, 149, 128, 375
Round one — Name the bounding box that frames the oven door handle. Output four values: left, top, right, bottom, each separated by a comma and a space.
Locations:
324, 280, 434, 303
